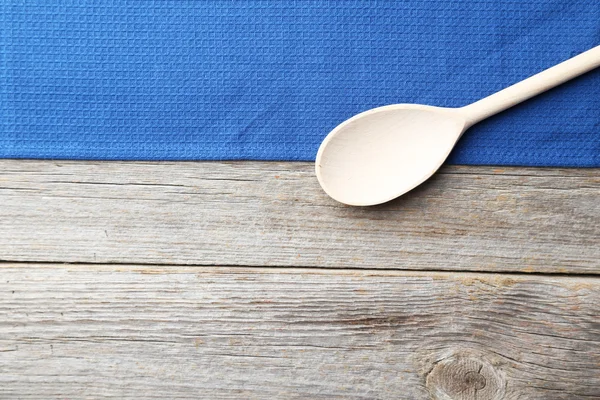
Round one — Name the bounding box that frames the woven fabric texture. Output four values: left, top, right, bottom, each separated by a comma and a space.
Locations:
1, 1, 599, 166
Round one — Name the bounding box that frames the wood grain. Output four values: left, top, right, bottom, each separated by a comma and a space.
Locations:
1, 160, 598, 273
0, 264, 598, 399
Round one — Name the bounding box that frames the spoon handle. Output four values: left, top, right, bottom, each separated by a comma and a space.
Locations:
461, 45, 600, 127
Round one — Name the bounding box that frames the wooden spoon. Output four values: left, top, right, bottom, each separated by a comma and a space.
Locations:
316, 45, 600, 206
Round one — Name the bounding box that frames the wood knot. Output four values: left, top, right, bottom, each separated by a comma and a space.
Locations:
426, 352, 505, 400
463, 371, 486, 390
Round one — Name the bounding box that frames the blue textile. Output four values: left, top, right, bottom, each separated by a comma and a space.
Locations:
1, 1, 599, 166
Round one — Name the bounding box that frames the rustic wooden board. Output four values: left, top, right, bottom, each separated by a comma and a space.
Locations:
0, 264, 598, 399
0, 161, 598, 273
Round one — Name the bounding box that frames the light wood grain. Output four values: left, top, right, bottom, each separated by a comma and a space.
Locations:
0, 264, 598, 399
1, 160, 598, 273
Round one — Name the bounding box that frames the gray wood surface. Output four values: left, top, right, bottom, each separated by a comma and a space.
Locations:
1, 160, 598, 273
1, 264, 598, 400
1, 160, 599, 399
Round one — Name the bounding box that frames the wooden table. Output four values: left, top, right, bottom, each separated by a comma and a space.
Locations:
1, 160, 598, 399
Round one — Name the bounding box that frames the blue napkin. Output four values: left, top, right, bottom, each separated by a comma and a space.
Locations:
1, 1, 599, 166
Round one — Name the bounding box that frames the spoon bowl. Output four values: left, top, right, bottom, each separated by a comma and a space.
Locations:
316, 105, 466, 206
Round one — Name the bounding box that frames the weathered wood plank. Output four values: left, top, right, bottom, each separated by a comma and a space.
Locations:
0, 264, 598, 399
0, 161, 598, 273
